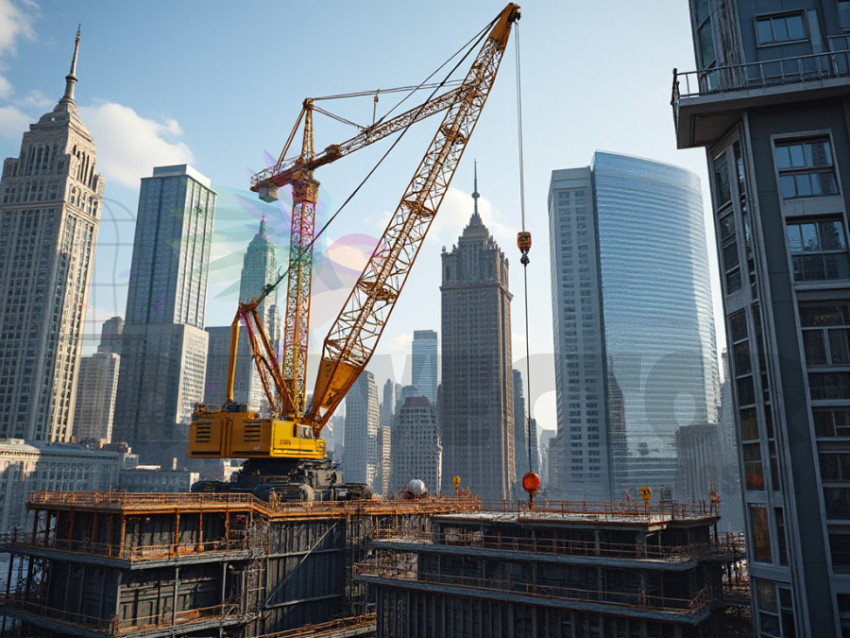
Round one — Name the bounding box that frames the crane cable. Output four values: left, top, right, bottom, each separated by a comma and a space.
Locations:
514, 23, 535, 477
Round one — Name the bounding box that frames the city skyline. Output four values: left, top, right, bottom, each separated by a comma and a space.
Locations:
0, 1, 722, 435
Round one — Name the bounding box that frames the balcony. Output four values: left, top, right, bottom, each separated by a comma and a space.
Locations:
672, 48, 850, 148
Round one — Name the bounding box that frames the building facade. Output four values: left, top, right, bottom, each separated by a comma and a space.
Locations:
440, 177, 514, 502
97, 316, 124, 355
203, 325, 232, 407
113, 165, 215, 465
674, 2, 850, 634
0, 31, 103, 443
72, 351, 120, 443
343, 370, 379, 487
389, 396, 441, 495
234, 218, 280, 412
0, 440, 121, 532
548, 153, 719, 502
411, 330, 438, 407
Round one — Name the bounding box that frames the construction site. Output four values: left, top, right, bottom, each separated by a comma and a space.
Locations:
0, 493, 749, 637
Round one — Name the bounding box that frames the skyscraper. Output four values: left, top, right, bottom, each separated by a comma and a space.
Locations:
73, 319, 121, 442
390, 396, 441, 495
411, 330, 438, 407
203, 326, 232, 407
440, 171, 514, 501
674, 2, 850, 633
113, 165, 216, 464
548, 152, 719, 501
234, 218, 280, 411
380, 378, 395, 428
343, 370, 379, 487
0, 30, 103, 442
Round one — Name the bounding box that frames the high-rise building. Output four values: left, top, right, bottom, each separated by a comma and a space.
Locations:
411, 330, 438, 407
234, 218, 280, 411
675, 423, 721, 500
377, 424, 391, 497
73, 320, 120, 443
97, 316, 124, 355
343, 370, 379, 487
390, 396, 441, 495
0, 30, 103, 442
548, 152, 719, 501
440, 171, 514, 501
513, 369, 536, 478
113, 165, 215, 464
203, 326, 232, 407
380, 378, 395, 428
673, 3, 850, 633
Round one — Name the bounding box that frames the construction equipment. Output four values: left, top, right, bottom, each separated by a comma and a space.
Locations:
189, 4, 521, 501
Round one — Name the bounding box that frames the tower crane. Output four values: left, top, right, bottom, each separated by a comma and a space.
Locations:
189, 4, 521, 501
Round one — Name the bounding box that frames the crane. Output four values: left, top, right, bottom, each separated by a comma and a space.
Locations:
189, 3, 521, 501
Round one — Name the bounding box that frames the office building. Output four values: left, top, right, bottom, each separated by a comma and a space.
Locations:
113, 165, 215, 465
675, 423, 721, 500
203, 326, 232, 407
0, 31, 103, 442
97, 316, 124, 355
234, 218, 281, 411
389, 396, 441, 495
0, 439, 121, 533
343, 370, 379, 487
72, 350, 120, 443
411, 330, 438, 407
673, 2, 850, 634
377, 424, 391, 496
513, 369, 538, 478
548, 153, 719, 501
440, 171, 514, 501
381, 378, 395, 428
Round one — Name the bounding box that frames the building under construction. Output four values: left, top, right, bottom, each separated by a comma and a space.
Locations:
356, 500, 748, 637
0, 493, 749, 638
0, 492, 479, 637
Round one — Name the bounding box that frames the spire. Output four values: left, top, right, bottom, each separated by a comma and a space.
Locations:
59, 26, 81, 109
258, 214, 267, 238
471, 160, 482, 225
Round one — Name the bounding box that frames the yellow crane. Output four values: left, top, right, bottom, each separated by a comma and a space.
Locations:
189, 4, 521, 500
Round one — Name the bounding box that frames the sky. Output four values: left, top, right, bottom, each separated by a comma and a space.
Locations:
0, 0, 720, 432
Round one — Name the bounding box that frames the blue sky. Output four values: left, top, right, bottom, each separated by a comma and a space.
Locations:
0, 0, 718, 431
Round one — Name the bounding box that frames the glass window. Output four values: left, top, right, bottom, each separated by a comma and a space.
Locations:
750, 506, 772, 561
756, 13, 807, 45
744, 443, 766, 490
809, 372, 850, 400
841, 0, 850, 30
829, 532, 850, 571
786, 219, 850, 282
775, 138, 839, 199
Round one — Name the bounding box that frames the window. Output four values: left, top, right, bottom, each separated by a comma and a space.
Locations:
814, 408, 850, 438
756, 13, 806, 45
786, 219, 849, 281
750, 505, 772, 561
775, 138, 839, 198
841, 0, 850, 30
801, 304, 850, 366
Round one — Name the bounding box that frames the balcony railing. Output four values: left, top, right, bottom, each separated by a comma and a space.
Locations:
672, 49, 850, 130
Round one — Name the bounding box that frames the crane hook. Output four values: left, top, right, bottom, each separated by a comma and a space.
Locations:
517, 230, 531, 265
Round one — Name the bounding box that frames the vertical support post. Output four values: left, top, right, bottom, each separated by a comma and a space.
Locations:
91, 512, 98, 551
172, 566, 179, 627
173, 512, 180, 556
198, 512, 204, 551
107, 514, 115, 557
119, 516, 127, 559
68, 509, 75, 550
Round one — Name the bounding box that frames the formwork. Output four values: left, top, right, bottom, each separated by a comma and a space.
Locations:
356, 500, 749, 638
0, 492, 480, 637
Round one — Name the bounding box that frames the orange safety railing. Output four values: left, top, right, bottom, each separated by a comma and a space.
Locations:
374, 529, 745, 562
0, 596, 240, 635
255, 613, 376, 637
354, 564, 711, 615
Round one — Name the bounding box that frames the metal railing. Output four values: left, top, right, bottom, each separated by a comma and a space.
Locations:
354, 564, 710, 615
0, 530, 250, 561
0, 597, 240, 635
255, 613, 376, 637
673, 49, 850, 100
671, 49, 850, 131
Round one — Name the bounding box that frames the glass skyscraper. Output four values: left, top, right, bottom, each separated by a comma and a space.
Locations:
411, 330, 438, 407
548, 151, 719, 501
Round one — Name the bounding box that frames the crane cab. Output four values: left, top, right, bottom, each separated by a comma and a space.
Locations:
189, 406, 326, 460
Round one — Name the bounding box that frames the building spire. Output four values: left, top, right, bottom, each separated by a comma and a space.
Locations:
59, 26, 81, 109
471, 160, 482, 224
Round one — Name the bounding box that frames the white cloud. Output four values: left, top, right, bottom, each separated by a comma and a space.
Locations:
0, 0, 35, 56
0, 104, 30, 139
22, 88, 50, 110
0, 0, 37, 100
79, 102, 194, 188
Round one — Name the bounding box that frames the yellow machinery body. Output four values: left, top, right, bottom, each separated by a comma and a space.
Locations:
189, 409, 326, 460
